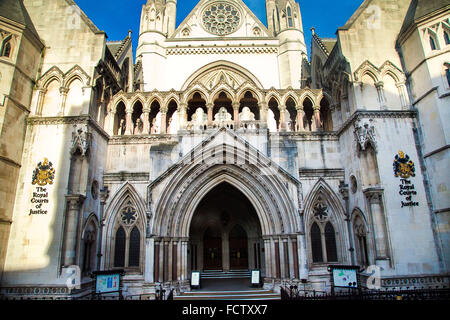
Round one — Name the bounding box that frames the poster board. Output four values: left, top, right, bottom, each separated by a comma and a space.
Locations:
328, 265, 360, 289
191, 271, 201, 289
91, 270, 124, 296
251, 270, 260, 287
96, 273, 121, 294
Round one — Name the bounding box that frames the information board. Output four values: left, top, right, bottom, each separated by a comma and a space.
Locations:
332, 268, 358, 288
251, 270, 260, 285
191, 271, 200, 287
96, 273, 121, 294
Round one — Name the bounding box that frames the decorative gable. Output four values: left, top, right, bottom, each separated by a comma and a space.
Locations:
172, 0, 270, 39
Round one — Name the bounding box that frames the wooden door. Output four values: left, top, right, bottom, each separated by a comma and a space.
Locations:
203, 237, 222, 270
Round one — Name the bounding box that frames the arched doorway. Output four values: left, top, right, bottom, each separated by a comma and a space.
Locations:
189, 182, 262, 272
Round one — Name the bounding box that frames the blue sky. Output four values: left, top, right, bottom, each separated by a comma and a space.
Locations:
75, 0, 363, 57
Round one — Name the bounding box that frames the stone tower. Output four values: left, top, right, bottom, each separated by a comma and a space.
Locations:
137, 0, 177, 91
266, 0, 307, 89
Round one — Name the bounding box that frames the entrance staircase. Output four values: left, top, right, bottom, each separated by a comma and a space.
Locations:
174, 289, 280, 300
200, 270, 250, 279
174, 270, 280, 300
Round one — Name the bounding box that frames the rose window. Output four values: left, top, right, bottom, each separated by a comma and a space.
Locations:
202, 2, 241, 36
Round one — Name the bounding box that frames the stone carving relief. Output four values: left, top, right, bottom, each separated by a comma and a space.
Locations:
70, 125, 91, 156
353, 118, 376, 152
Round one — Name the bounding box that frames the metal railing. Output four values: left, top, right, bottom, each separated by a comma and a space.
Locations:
280, 285, 450, 301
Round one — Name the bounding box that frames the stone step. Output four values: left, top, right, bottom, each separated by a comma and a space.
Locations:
174, 290, 280, 301
200, 270, 251, 279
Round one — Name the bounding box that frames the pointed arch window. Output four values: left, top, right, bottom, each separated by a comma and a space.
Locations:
1, 37, 12, 57
309, 196, 340, 264
429, 35, 437, 51
113, 201, 142, 270
444, 30, 450, 45
353, 214, 370, 266
114, 226, 126, 267
311, 222, 323, 263
446, 66, 450, 87
128, 227, 141, 267
287, 6, 293, 28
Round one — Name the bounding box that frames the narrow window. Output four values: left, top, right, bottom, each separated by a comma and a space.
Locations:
128, 226, 140, 267
287, 7, 293, 28
430, 36, 437, 51
1, 40, 11, 57
446, 67, 450, 87
311, 222, 323, 262
325, 222, 338, 262
444, 30, 450, 45
114, 227, 126, 267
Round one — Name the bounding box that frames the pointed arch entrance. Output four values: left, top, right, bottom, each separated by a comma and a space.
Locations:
148, 128, 307, 285
189, 182, 262, 272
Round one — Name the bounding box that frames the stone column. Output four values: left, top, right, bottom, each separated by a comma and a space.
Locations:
181, 239, 189, 281
179, 103, 188, 130
107, 110, 115, 136
63, 195, 85, 266
59, 87, 69, 116
163, 239, 170, 282
281, 237, 289, 279
35, 87, 46, 115
296, 107, 304, 132
167, 239, 173, 282
364, 189, 390, 266
144, 237, 155, 283
125, 110, 133, 135
259, 102, 268, 128
313, 105, 321, 131
397, 82, 409, 110
263, 238, 272, 278
273, 238, 280, 279
142, 108, 150, 134
233, 102, 240, 129
298, 233, 308, 280
98, 187, 109, 270
287, 236, 295, 279
290, 235, 299, 279
154, 239, 161, 282
177, 239, 182, 281
159, 239, 164, 282
207, 103, 214, 128
160, 109, 167, 134
279, 107, 287, 131
172, 240, 178, 281
375, 81, 387, 109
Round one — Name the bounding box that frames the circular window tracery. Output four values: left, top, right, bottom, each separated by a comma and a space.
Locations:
120, 203, 138, 226
202, 2, 241, 36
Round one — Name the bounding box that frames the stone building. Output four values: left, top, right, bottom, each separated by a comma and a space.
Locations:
0, 0, 448, 298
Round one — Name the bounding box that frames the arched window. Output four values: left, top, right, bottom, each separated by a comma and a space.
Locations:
325, 223, 338, 262
444, 30, 450, 45
353, 215, 370, 267
286, 7, 293, 28
445, 64, 450, 87
430, 36, 437, 51
1, 37, 11, 57
309, 196, 340, 264
114, 226, 126, 267
112, 201, 142, 270
311, 222, 323, 263
128, 227, 141, 267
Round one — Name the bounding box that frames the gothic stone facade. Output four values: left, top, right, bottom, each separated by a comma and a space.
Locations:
0, 0, 449, 298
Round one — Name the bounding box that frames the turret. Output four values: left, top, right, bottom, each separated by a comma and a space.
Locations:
138, 0, 177, 91
266, 0, 307, 89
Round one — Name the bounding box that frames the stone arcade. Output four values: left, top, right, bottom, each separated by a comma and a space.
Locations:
0, 0, 449, 298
